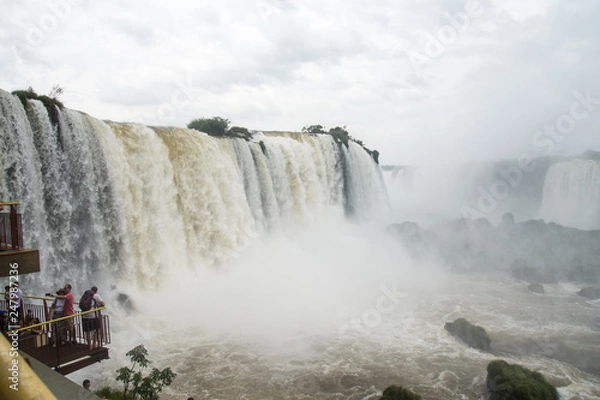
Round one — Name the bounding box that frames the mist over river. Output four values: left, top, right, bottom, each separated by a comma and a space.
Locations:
71, 218, 600, 400
76, 260, 600, 400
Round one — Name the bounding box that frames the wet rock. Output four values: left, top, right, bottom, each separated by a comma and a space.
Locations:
444, 318, 491, 351
528, 283, 545, 294
379, 385, 422, 400
486, 360, 558, 400
578, 287, 600, 300
115, 292, 137, 313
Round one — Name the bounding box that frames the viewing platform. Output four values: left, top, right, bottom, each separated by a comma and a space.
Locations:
0, 202, 40, 276
2, 296, 111, 375
1, 200, 111, 378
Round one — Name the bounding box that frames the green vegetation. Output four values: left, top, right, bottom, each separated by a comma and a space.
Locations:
185, 118, 379, 161
301, 124, 326, 134
328, 126, 351, 146
187, 116, 253, 140
486, 360, 558, 400
444, 318, 491, 351
379, 385, 422, 400
301, 124, 380, 164
94, 386, 134, 400
115, 344, 176, 400
227, 125, 252, 139
187, 116, 230, 136
12, 85, 64, 127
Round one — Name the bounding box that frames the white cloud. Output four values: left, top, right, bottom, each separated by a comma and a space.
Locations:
1, 0, 599, 165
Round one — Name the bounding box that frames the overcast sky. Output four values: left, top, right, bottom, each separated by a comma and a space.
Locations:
1, 0, 599, 165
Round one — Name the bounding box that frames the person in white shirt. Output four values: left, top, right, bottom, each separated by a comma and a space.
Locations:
81, 286, 105, 348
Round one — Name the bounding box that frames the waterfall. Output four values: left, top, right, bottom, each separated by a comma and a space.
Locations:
0, 89, 387, 292
539, 160, 600, 230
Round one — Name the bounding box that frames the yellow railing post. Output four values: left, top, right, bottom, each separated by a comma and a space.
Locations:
0, 333, 57, 399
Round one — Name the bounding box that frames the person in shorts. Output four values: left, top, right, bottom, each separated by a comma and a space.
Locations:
82, 286, 105, 348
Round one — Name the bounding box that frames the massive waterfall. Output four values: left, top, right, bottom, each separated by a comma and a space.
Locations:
538, 160, 600, 230
0, 89, 388, 292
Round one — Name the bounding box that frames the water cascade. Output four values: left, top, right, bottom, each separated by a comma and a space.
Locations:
0, 89, 387, 291
539, 160, 600, 230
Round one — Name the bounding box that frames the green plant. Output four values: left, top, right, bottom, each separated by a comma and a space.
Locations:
115, 344, 176, 400
95, 386, 134, 400
328, 126, 351, 146
12, 86, 65, 127
301, 124, 326, 134
226, 126, 252, 139
187, 116, 230, 136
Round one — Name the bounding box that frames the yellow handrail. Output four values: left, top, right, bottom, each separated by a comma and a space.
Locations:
7, 306, 107, 335
0, 333, 57, 399
0, 293, 53, 301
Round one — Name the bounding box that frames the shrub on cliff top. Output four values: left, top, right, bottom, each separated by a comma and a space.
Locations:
187, 116, 230, 136
12, 86, 64, 127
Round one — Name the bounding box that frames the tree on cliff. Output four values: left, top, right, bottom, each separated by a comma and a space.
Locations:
187, 116, 230, 136
302, 124, 326, 134
328, 126, 351, 146
12, 86, 65, 126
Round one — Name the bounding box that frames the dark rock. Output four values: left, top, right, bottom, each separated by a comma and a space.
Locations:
379, 385, 422, 400
115, 292, 137, 314
527, 283, 545, 294
486, 360, 558, 400
444, 318, 491, 351
578, 287, 600, 300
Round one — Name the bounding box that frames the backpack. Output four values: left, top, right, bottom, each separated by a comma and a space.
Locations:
79, 290, 95, 311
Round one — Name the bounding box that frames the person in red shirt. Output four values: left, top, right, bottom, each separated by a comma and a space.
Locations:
48, 283, 76, 343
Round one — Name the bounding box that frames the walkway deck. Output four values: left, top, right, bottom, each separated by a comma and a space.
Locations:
19, 333, 110, 375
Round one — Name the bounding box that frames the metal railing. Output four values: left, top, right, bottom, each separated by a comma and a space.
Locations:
1, 293, 111, 373
0, 294, 50, 328
6, 307, 111, 371
0, 202, 23, 251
